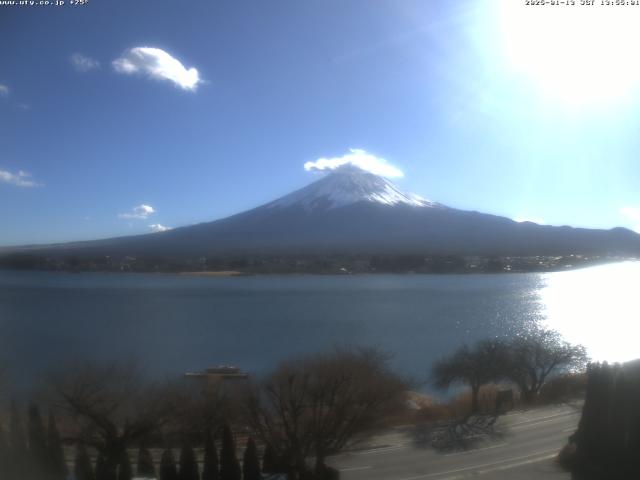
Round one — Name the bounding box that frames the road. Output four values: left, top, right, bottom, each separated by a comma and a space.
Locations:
329, 404, 581, 480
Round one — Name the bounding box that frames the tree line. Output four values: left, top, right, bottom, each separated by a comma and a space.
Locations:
0, 404, 268, 480
0, 347, 408, 480
431, 326, 588, 413
0, 403, 66, 480
73, 424, 263, 480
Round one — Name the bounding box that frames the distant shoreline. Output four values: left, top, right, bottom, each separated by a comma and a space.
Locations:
0, 254, 636, 276
178, 270, 247, 277
1, 259, 637, 277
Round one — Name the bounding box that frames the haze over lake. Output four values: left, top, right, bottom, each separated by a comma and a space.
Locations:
0, 262, 637, 391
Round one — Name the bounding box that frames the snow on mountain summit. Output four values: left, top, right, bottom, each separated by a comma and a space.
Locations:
267, 164, 440, 211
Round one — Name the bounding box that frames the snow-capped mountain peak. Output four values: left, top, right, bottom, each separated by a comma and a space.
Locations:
267, 164, 440, 211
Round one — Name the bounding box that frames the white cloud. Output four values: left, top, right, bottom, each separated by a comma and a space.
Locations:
0, 84, 9, 97
112, 47, 201, 91
621, 206, 640, 221
70, 53, 100, 72
620, 206, 640, 233
149, 224, 172, 232
0, 169, 40, 188
304, 149, 404, 178
118, 204, 156, 220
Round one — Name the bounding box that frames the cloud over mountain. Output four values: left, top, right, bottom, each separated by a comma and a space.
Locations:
149, 224, 172, 232
304, 149, 404, 178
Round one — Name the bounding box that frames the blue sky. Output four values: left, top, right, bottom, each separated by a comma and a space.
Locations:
2, 0, 640, 246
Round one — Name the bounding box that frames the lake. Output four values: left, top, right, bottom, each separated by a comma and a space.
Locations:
0, 262, 638, 391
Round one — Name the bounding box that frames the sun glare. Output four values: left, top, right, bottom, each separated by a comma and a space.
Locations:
540, 261, 640, 363
497, 1, 640, 107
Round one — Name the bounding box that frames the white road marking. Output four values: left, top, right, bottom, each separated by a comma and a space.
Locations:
510, 415, 578, 431
436, 453, 557, 479
444, 443, 508, 457
508, 411, 579, 428
471, 453, 557, 477
339, 465, 372, 472
354, 445, 407, 456
395, 448, 559, 480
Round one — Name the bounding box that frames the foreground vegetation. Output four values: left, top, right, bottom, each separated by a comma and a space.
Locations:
0, 348, 407, 480
431, 326, 588, 413
0, 330, 595, 480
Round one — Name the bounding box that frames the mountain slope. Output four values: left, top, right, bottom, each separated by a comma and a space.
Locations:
6, 166, 640, 258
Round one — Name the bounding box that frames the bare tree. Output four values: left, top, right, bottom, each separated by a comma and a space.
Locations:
172, 378, 239, 439
51, 361, 180, 475
432, 340, 509, 413
506, 327, 588, 402
245, 347, 407, 478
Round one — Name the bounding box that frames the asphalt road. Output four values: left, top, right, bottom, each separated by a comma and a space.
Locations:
329, 404, 581, 480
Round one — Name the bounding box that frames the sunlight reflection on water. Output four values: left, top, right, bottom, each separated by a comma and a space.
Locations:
540, 261, 640, 363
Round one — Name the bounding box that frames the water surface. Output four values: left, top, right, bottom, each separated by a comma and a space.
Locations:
0, 262, 637, 390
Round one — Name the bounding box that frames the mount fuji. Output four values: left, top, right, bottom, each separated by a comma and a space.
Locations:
6, 165, 640, 259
